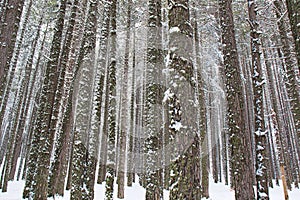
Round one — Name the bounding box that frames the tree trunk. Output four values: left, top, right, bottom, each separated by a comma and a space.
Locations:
144, 0, 163, 199
285, 0, 300, 70
218, 0, 255, 199
0, 0, 25, 99
23, 1, 67, 199
248, 1, 269, 198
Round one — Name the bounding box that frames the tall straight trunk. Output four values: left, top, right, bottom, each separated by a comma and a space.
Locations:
248, 0, 269, 198
1, 75, 25, 192
105, 1, 117, 198
193, 11, 209, 196
98, 64, 109, 184
83, 0, 105, 197
285, 0, 300, 70
21, 22, 47, 189
127, 28, 136, 187
272, 48, 293, 190
144, 0, 163, 199
48, 0, 89, 196
23, 1, 67, 199
0, 1, 27, 136
69, 0, 101, 199
218, 0, 255, 199
47, 3, 79, 196
117, 0, 131, 198
96, 0, 112, 184
274, 0, 300, 150
167, 0, 201, 199
70, 46, 95, 200
0, 0, 25, 100
9, 16, 43, 182
262, 41, 291, 188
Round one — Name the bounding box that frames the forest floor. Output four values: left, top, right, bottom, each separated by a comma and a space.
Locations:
0, 175, 300, 200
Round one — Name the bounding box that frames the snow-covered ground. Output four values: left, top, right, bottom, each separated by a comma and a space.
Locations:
1, 176, 299, 200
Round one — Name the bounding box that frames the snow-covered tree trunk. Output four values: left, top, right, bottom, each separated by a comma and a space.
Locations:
105, 1, 117, 198
48, 0, 89, 196
1, 73, 25, 192
96, 0, 112, 184
0, 0, 25, 101
262, 39, 293, 189
166, 0, 200, 199
15, 19, 45, 181
285, 0, 300, 70
127, 28, 136, 187
248, 0, 269, 199
117, 0, 131, 198
218, 0, 255, 199
20, 21, 47, 188
0, 0, 29, 138
194, 19, 209, 200
9, 15, 42, 182
273, 0, 300, 154
144, 0, 163, 199
70, 46, 95, 200
23, 0, 67, 199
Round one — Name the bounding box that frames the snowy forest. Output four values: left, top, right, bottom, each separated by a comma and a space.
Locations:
0, 0, 300, 199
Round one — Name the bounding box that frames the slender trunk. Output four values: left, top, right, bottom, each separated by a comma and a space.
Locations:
127, 28, 136, 187
9, 16, 42, 181
105, 0, 117, 198
0, 0, 27, 137
248, 0, 269, 199
23, 1, 67, 199
285, 0, 300, 70
219, 0, 255, 199
0, 0, 25, 102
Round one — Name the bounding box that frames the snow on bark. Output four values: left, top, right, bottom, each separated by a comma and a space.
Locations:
248, 0, 269, 199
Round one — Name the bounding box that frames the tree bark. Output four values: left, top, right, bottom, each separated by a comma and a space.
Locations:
218, 0, 255, 199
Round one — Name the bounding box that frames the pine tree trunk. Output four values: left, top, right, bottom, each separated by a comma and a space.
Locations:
105, 0, 117, 198
193, 12, 209, 196
218, 0, 255, 199
48, 0, 88, 196
144, 0, 163, 199
127, 28, 136, 187
274, 0, 300, 155
167, 0, 201, 199
70, 53, 95, 200
23, 1, 67, 199
285, 0, 300, 70
0, 0, 28, 138
0, 0, 25, 102
9, 15, 42, 182
96, 0, 112, 184
2, 78, 25, 192
248, 0, 269, 199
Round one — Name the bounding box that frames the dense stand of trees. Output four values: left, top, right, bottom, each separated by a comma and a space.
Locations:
0, 0, 299, 199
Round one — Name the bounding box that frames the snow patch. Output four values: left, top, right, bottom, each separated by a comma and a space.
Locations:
170, 121, 183, 131
169, 27, 180, 33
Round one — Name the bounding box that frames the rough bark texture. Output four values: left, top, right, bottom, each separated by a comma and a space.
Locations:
0, 0, 25, 139
96, 0, 111, 184
218, 0, 255, 199
285, 0, 300, 70
0, 0, 25, 90
117, 0, 130, 198
144, 0, 163, 199
48, 0, 88, 196
167, 0, 201, 199
248, 0, 269, 199
105, 0, 117, 199
23, 1, 67, 199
